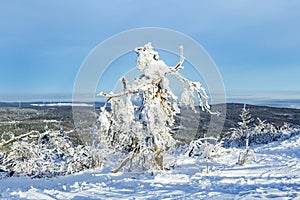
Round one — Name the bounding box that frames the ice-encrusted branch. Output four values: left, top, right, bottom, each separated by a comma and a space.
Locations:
98, 44, 213, 114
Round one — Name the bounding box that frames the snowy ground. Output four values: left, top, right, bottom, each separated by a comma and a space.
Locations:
1, 135, 300, 200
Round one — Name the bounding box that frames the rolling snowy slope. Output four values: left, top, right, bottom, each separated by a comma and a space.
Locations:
1, 134, 299, 199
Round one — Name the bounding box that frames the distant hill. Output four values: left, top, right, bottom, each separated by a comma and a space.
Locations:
1, 102, 300, 144
173, 103, 300, 142
220, 103, 300, 128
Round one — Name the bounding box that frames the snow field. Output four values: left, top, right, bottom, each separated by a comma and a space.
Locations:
1, 134, 299, 199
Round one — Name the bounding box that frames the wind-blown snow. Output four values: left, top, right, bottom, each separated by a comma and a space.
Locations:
1, 134, 300, 199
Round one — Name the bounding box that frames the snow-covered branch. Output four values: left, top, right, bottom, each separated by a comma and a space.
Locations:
0, 131, 40, 147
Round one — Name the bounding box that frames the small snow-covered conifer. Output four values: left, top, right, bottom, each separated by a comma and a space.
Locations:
229, 104, 253, 145
235, 104, 254, 165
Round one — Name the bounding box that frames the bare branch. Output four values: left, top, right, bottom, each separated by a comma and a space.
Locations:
121, 77, 127, 90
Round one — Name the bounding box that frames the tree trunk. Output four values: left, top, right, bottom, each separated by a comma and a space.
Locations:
111, 147, 139, 173
154, 145, 163, 170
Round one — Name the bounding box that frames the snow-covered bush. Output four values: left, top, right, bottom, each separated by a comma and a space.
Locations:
250, 121, 300, 145
188, 137, 223, 158
0, 130, 95, 178
249, 118, 280, 144
188, 137, 224, 173
97, 43, 215, 172
223, 105, 300, 165
224, 115, 300, 148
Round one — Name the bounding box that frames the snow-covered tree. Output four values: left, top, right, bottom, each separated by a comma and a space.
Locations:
97, 43, 215, 172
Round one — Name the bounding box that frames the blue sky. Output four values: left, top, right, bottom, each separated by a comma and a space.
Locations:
0, 0, 300, 101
